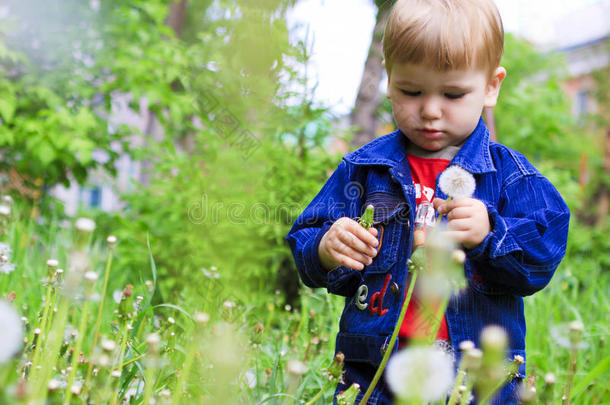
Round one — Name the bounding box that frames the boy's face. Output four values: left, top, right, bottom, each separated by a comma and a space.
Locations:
386, 62, 506, 152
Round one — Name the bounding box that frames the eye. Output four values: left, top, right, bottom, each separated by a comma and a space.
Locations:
401, 90, 421, 97
445, 93, 466, 100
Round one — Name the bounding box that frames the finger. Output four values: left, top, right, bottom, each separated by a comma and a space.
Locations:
368, 227, 378, 238
331, 243, 373, 267
337, 229, 377, 257
443, 230, 465, 243
333, 253, 366, 271
447, 206, 473, 220
447, 218, 471, 231
344, 219, 379, 248
433, 198, 446, 211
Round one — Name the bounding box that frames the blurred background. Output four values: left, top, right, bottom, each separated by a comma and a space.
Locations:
0, 0, 608, 302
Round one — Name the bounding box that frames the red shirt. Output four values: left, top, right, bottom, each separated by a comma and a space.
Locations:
399, 154, 450, 343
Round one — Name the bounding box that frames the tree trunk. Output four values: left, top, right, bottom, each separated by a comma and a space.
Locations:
350, 3, 392, 149
166, 1, 187, 38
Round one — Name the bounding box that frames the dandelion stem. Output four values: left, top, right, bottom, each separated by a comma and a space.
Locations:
64, 295, 93, 404
447, 368, 467, 405
172, 329, 198, 405
83, 247, 114, 397
29, 282, 54, 379
478, 361, 519, 404
304, 379, 333, 405
427, 295, 449, 345
563, 347, 578, 405
359, 269, 419, 405
110, 321, 131, 405
459, 380, 474, 405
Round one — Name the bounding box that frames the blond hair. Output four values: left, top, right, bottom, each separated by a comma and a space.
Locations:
383, 0, 504, 78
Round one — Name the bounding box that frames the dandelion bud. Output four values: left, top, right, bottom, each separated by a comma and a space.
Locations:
480, 325, 508, 355
84, 271, 98, 283
70, 384, 82, 396
451, 249, 466, 264
254, 323, 264, 334
458, 385, 467, 393
463, 348, 483, 371
101, 339, 116, 352
194, 311, 210, 324
47, 259, 59, 269
337, 383, 361, 405
459, 340, 475, 352
7, 291, 16, 303
327, 352, 345, 380
286, 359, 308, 376
47, 379, 61, 391
568, 320, 584, 347
75, 217, 96, 233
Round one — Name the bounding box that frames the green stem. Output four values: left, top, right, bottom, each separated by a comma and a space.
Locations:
563, 348, 578, 405
447, 368, 467, 405
304, 379, 333, 405
63, 298, 92, 404
427, 295, 449, 345
172, 329, 198, 405
83, 249, 114, 397
141, 362, 157, 405
29, 283, 54, 377
109, 321, 131, 405
458, 380, 474, 405
359, 269, 419, 405
478, 361, 520, 404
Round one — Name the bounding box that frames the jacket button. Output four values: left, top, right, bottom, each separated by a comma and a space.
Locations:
390, 282, 400, 297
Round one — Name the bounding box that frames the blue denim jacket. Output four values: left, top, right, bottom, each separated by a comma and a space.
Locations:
286, 118, 570, 404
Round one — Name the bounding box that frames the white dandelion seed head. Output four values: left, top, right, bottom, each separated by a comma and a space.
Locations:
544, 372, 556, 385
386, 346, 455, 402
47, 379, 61, 391
438, 166, 476, 198
242, 370, 257, 389
46, 258, 59, 268
84, 271, 98, 282
106, 235, 117, 245
0, 300, 24, 364
1, 195, 14, 205
111, 370, 122, 378
550, 322, 588, 350
223, 300, 236, 309
75, 217, 96, 233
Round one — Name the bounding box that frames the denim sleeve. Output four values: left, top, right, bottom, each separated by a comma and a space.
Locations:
466, 173, 570, 296
285, 161, 364, 296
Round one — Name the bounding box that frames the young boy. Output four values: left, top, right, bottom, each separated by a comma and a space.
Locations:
286, 0, 570, 403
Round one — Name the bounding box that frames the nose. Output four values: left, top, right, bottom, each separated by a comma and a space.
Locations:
420, 96, 442, 120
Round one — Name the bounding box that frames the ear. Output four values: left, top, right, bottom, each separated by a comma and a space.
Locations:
383, 61, 392, 100
483, 66, 506, 108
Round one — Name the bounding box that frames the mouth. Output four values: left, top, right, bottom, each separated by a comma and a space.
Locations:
418, 128, 444, 139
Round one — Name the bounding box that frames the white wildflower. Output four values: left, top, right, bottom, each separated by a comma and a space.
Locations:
223, 300, 236, 309
0, 300, 24, 363
242, 370, 257, 389
75, 217, 96, 233
106, 235, 117, 245
0, 204, 11, 216
101, 339, 116, 352
438, 166, 476, 198
46, 259, 59, 268
201, 266, 220, 279
387, 346, 455, 402
550, 322, 588, 350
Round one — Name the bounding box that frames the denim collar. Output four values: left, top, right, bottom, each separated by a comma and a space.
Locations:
344, 117, 497, 174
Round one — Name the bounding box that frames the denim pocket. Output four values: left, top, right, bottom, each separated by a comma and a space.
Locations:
362, 192, 409, 275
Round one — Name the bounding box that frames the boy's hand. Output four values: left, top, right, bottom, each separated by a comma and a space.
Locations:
318, 217, 379, 271
433, 197, 490, 249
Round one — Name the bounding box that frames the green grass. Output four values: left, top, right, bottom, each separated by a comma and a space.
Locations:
0, 204, 608, 404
